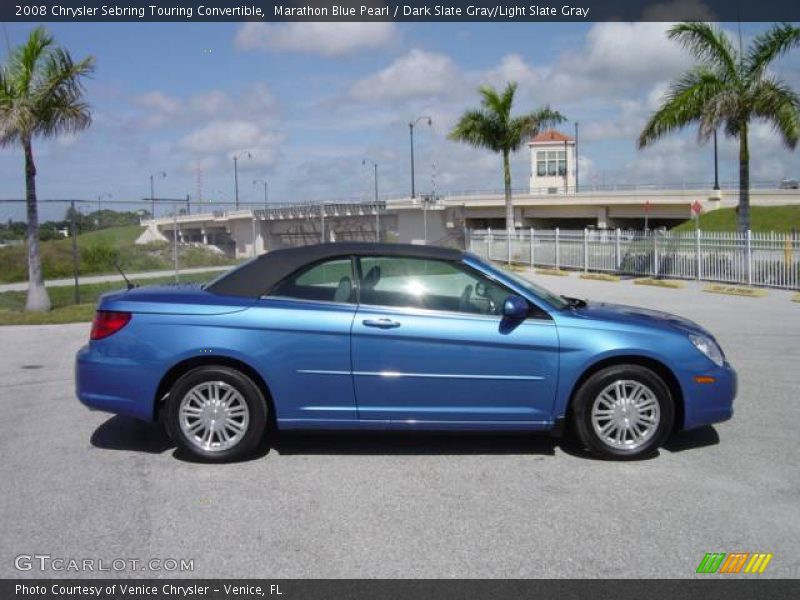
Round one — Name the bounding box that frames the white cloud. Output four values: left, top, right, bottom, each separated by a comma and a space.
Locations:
349, 49, 463, 102
131, 84, 278, 130
481, 54, 543, 90
180, 121, 283, 168
531, 22, 693, 106
235, 22, 397, 56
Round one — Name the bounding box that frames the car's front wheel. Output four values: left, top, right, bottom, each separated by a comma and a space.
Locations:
165, 366, 268, 462
571, 365, 674, 460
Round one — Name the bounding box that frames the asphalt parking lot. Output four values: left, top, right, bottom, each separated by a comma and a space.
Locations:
1, 272, 798, 579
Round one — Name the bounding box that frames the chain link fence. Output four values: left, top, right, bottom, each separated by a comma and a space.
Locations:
0, 199, 245, 307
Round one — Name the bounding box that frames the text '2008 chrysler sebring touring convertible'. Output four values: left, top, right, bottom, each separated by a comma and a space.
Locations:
76, 243, 735, 461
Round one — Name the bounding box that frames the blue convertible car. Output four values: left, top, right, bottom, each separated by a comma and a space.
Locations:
76, 243, 735, 461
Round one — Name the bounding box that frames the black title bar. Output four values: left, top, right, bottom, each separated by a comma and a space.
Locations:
3, 579, 800, 600
3, 0, 800, 22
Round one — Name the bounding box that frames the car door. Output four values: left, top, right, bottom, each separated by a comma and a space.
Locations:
247, 256, 359, 426
351, 256, 559, 425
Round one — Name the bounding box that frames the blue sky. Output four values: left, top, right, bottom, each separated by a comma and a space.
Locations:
1, 20, 798, 221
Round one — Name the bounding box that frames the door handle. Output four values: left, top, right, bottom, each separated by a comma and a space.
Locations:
362, 318, 401, 329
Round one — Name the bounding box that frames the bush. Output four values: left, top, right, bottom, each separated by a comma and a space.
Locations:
81, 241, 120, 272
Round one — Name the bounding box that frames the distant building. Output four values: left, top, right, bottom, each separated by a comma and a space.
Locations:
529, 129, 576, 194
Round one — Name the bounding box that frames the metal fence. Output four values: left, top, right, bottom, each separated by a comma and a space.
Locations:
468, 228, 800, 290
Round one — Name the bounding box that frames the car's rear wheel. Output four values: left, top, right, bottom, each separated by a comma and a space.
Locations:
166, 366, 267, 462
571, 365, 674, 460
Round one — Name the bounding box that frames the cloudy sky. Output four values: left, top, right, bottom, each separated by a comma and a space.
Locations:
1, 20, 799, 221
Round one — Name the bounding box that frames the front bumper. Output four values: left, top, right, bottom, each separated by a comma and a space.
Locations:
75, 344, 160, 422
680, 361, 737, 430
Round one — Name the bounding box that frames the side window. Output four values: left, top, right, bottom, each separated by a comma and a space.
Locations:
269, 258, 355, 303
358, 257, 510, 315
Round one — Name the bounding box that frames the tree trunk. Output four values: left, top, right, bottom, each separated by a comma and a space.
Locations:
24, 139, 51, 312
737, 122, 750, 233
503, 149, 513, 232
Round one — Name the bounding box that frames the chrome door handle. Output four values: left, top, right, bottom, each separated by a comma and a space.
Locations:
362, 318, 401, 329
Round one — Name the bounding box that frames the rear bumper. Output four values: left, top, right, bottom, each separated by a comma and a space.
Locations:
680, 361, 737, 430
75, 344, 159, 422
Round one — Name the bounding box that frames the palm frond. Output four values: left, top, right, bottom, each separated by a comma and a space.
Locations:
33, 50, 95, 111
638, 67, 727, 147
746, 22, 800, 79
0, 27, 94, 146
507, 108, 566, 151
750, 77, 800, 149
669, 22, 739, 79
448, 109, 504, 152
8, 26, 53, 97
478, 83, 516, 121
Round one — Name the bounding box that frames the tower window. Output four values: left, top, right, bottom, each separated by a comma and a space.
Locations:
536, 150, 567, 177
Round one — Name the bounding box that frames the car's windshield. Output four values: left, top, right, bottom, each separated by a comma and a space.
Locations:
469, 256, 569, 310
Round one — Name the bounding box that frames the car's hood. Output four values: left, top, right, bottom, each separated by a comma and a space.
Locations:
568, 301, 709, 335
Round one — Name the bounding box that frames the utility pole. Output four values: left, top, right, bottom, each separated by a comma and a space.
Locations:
574, 121, 579, 193
233, 151, 252, 210
713, 129, 720, 191
70, 200, 79, 304
149, 171, 166, 219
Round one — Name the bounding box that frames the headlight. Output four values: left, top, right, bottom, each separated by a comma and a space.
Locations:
689, 334, 724, 367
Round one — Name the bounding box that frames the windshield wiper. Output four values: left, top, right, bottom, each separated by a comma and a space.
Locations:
560, 295, 587, 309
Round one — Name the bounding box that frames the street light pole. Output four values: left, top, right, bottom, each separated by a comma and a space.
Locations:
233, 151, 252, 210
253, 179, 268, 210
409, 116, 432, 199
363, 159, 379, 241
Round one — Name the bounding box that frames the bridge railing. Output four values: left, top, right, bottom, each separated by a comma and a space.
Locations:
469, 228, 800, 290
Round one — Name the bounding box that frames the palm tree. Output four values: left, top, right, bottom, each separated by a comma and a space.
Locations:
450, 82, 565, 232
639, 22, 800, 232
0, 27, 95, 311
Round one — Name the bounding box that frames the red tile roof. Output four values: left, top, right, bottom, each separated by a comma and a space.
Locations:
531, 129, 574, 143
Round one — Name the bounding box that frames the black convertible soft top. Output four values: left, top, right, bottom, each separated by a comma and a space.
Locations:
205, 242, 464, 298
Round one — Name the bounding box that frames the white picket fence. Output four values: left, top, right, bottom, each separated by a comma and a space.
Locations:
468, 228, 800, 290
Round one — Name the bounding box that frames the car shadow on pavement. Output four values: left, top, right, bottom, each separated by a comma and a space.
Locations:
91, 415, 174, 454
662, 425, 720, 453
90, 417, 720, 461
271, 432, 559, 456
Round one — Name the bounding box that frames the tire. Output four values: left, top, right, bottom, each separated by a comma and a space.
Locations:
571, 364, 674, 460
165, 366, 268, 462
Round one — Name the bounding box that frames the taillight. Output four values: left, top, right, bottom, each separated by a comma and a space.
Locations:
90, 311, 132, 340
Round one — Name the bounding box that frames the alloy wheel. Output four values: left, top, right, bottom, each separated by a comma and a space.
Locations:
590, 379, 661, 451
178, 381, 250, 452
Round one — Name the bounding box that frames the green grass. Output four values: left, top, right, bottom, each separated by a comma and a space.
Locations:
0, 225, 237, 283
0, 304, 97, 326
0, 270, 223, 326
672, 205, 800, 233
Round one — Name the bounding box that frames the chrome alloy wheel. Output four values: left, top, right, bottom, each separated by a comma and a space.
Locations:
178, 381, 250, 452
590, 379, 661, 451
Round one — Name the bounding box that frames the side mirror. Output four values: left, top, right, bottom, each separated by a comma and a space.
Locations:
502, 295, 529, 320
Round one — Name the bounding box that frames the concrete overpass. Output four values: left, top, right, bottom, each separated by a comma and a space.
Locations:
137, 186, 800, 258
